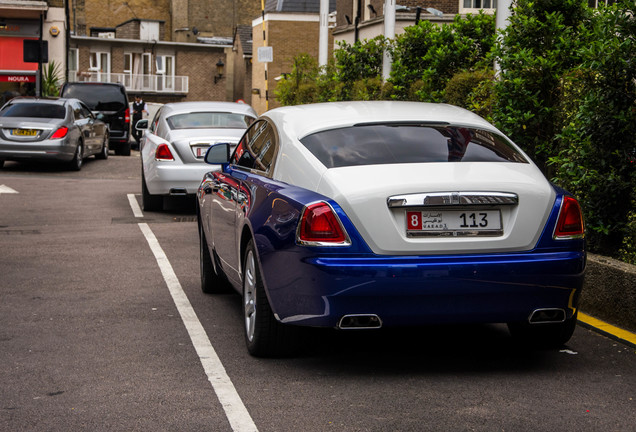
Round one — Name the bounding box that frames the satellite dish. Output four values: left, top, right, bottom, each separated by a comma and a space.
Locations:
192, 27, 199, 35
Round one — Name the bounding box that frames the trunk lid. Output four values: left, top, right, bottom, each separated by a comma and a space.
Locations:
316, 162, 555, 255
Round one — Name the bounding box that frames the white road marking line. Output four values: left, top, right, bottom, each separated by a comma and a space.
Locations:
127, 193, 144, 218
0, 184, 19, 194
138, 222, 258, 432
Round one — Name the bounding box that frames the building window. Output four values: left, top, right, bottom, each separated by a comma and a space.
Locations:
68, 48, 78, 73
156, 55, 175, 91
89, 51, 111, 82
460, 0, 496, 13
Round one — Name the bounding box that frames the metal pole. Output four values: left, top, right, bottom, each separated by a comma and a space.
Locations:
319, 0, 329, 67
494, 0, 513, 76
382, 0, 395, 81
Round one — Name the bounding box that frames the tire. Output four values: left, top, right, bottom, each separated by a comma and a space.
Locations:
508, 310, 578, 348
243, 239, 298, 357
141, 170, 162, 211
199, 222, 230, 293
119, 141, 131, 156
95, 134, 109, 160
68, 142, 84, 171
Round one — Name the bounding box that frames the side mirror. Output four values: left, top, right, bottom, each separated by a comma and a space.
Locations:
135, 119, 149, 130
204, 142, 231, 164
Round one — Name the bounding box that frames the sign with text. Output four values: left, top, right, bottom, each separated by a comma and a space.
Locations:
257, 46, 273, 63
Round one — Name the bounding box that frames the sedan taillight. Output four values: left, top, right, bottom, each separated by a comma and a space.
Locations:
155, 143, 174, 161
50, 127, 68, 139
554, 196, 584, 239
298, 202, 349, 245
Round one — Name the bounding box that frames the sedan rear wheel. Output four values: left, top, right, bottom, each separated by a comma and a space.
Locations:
69, 142, 83, 171
508, 310, 578, 348
95, 134, 109, 160
141, 170, 162, 211
243, 239, 298, 357
199, 222, 230, 293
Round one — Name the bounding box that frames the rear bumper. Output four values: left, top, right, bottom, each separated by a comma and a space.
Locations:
0, 139, 76, 162
145, 162, 218, 195
260, 249, 586, 328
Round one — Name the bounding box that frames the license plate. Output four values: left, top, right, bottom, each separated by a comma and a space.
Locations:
192, 145, 210, 158
406, 210, 502, 236
12, 129, 37, 136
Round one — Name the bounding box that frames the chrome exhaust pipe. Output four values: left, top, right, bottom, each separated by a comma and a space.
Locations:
169, 188, 188, 196
529, 308, 566, 324
338, 314, 382, 329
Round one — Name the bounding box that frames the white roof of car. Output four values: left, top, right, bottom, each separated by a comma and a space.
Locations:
162, 101, 256, 117
264, 101, 498, 139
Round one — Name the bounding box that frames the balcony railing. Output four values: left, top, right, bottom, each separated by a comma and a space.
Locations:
68, 71, 189, 94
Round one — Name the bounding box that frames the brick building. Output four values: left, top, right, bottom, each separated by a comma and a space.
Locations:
251, 0, 336, 114
333, 0, 495, 44
66, 0, 263, 104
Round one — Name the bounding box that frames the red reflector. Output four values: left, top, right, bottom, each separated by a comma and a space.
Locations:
124, 107, 130, 123
50, 126, 68, 139
155, 143, 174, 161
554, 196, 584, 239
299, 202, 347, 243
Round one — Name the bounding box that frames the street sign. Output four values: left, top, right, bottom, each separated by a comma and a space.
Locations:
257, 46, 273, 63
23, 39, 48, 63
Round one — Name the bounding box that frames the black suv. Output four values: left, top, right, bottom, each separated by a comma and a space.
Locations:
60, 82, 131, 156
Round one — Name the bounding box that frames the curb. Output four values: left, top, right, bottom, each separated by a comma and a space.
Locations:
578, 312, 636, 350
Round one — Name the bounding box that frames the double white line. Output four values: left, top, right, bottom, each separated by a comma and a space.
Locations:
127, 194, 258, 432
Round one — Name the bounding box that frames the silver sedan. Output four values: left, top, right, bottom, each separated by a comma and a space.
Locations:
0, 97, 109, 170
138, 101, 256, 211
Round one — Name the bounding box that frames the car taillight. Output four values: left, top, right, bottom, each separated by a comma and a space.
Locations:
298, 202, 349, 245
50, 127, 68, 139
125, 107, 130, 123
155, 144, 174, 161
554, 196, 584, 239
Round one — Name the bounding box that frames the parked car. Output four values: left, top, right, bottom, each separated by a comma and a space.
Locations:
198, 101, 586, 357
138, 101, 256, 211
60, 82, 131, 156
0, 97, 109, 170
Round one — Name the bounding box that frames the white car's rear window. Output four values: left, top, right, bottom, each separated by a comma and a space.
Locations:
300, 123, 528, 168
167, 112, 254, 129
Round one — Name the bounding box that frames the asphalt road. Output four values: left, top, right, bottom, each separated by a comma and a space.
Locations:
1, 151, 635, 431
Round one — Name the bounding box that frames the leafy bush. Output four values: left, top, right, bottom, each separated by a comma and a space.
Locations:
549, 2, 636, 257
443, 69, 495, 120
492, 0, 591, 173
391, 12, 495, 102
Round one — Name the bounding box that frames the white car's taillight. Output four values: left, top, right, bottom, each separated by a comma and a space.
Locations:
554, 196, 584, 239
155, 143, 174, 161
297, 202, 350, 246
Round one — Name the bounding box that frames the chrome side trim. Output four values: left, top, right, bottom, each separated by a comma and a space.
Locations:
387, 192, 519, 208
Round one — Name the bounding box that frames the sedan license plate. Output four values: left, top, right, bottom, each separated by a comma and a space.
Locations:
12, 129, 37, 136
192, 144, 211, 159
406, 210, 502, 237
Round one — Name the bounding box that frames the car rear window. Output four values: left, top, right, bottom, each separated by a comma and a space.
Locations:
61, 84, 126, 111
299, 123, 528, 168
0, 103, 66, 119
166, 112, 254, 129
